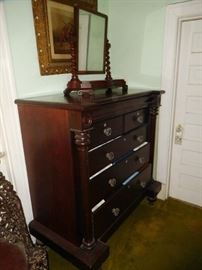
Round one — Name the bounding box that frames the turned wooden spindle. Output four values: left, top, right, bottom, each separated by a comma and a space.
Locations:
64, 29, 81, 96
105, 39, 113, 81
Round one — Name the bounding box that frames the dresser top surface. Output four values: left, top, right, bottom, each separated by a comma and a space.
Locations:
15, 88, 164, 111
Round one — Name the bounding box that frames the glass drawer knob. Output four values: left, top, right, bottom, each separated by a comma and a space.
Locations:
137, 135, 144, 143
112, 208, 120, 217
106, 152, 114, 161
140, 181, 146, 188
108, 178, 117, 187
104, 127, 112, 136
137, 115, 144, 123
138, 157, 145, 164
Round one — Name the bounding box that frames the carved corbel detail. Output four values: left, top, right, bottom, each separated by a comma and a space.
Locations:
74, 130, 91, 147
149, 106, 159, 116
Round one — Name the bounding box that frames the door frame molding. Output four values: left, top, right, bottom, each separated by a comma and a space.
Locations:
0, 2, 33, 223
156, 0, 202, 199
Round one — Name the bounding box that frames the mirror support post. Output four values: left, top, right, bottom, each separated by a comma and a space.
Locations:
105, 39, 112, 81
64, 32, 82, 96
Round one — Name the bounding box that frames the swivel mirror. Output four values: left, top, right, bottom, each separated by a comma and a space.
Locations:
64, 7, 127, 96
78, 9, 107, 73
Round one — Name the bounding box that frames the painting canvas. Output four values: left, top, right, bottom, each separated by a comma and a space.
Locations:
47, 1, 74, 60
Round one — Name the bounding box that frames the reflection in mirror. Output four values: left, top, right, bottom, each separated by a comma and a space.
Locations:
78, 9, 107, 73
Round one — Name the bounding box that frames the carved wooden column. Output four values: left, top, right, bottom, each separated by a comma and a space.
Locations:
73, 129, 95, 249
148, 105, 159, 165
147, 102, 161, 202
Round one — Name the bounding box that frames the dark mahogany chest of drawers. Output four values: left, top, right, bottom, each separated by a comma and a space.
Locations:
16, 89, 164, 270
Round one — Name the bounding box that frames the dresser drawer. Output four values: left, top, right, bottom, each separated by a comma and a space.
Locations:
90, 143, 150, 207
89, 125, 148, 176
93, 164, 152, 238
90, 116, 123, 148
124, 109, 148, 133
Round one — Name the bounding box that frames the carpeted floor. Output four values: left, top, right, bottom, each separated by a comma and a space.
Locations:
48, 198, 202, 270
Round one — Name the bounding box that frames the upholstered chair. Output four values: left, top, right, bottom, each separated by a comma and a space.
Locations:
0, 172, 48, 270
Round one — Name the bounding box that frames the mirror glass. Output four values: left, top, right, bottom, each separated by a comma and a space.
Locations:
78, 9, 107, 73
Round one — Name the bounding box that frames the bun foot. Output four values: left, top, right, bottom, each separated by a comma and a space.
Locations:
146, 180, 161, 204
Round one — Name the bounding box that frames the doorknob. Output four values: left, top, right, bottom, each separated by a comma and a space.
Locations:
175, 124, 183, 145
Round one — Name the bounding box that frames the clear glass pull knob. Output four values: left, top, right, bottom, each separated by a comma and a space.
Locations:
112, 208, 120, 217
108, 178, 117, 187
175, 124, 183, 145
137, 115, 144, 123
138, 157, 145, 164
104, 127, 112, 136
137, 135, 144, 143
106, 152, 114, 161
140, 181, 146, 188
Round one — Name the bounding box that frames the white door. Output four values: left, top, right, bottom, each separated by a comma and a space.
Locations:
169, 19, 202, 207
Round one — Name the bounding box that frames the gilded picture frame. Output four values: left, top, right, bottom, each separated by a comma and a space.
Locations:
32, 0, 97, 75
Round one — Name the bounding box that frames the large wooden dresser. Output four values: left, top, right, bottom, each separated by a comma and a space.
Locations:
16, 89, 164, 269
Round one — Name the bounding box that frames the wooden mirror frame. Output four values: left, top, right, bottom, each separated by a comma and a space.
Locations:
64, 7, 128, 96
77, 8, 108, 74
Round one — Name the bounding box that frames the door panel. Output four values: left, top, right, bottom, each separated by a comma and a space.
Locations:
191, 32, 202, 52
180, 164, 201, 179
184, 124, 201, 141
185, 112, 201, 125
186, 97, 202, 113
169, 19, 202, 206
182, 150, 201, 166
188, 67, 202, 84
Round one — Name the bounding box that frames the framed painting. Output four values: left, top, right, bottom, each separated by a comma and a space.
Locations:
32, 0, 97, 75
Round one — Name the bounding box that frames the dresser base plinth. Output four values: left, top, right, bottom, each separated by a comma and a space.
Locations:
29, 220, 109, 270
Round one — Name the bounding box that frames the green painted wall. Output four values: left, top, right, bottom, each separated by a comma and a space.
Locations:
3, 0, 108, 98
107, 0, 189, 89
98, 0, 109, 14
3, 0, 189, 97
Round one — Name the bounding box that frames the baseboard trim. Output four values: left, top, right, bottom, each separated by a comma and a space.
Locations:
157, 184, 168, 200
